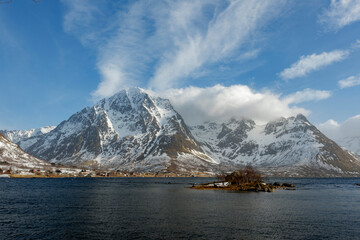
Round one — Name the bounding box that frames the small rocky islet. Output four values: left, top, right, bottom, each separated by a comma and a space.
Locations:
191, 181, 296, 192
191, 167, 295, 192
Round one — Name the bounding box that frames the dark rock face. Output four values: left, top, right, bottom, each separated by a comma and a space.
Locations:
217, 119, 255, 149
264, 117, 286, 135
239, 142, 258, 156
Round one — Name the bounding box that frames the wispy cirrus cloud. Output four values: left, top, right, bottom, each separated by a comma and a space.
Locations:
62, 0, 286, 98
283, 88, 332, 104
319, 0, 360, 30
338, 75, 360, 89
279, 50, 349, 80
62, 0, 104, 45
149, 0, 285, 90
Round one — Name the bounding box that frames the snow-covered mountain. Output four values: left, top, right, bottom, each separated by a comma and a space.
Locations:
6, 88, 360, 176
0, 133, 51, 170
190, 114, 360, 177
18, 88, 215, 172
0, 126, 56, 150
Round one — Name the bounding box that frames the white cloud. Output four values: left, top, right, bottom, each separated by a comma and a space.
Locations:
318, 115, 360, 140
338, 75, 360, 88
62, 0, 286, 98
237, 49, 261, 62
283, 88, 332, 104
319, 0, 360, 30
279, 50, 349, 80
149, 1, 284, 90
154, 84, 309, 125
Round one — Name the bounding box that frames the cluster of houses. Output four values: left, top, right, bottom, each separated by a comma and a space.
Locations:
0, 169, 11, 175
0, 168, 79, 176
0, 167, 152, 177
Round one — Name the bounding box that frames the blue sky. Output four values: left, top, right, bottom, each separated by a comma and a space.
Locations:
0, 0, 359, 135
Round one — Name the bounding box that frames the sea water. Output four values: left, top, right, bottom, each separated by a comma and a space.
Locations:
0, 178, 360, 239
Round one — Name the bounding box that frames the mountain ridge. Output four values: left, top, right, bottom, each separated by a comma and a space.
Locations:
2, 88, 359, 176
190, 114, 360, 177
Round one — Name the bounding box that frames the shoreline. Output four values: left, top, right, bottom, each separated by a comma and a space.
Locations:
3, 174, 360, 179
6, 174, 215, 179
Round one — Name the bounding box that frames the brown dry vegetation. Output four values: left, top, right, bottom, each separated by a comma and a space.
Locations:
218, 165, 263, 185
192, 166, 295, 192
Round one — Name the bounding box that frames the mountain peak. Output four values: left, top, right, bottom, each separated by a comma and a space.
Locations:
295, 113, 308, 122
127, 87, 146, 95
111, 87, 147, 99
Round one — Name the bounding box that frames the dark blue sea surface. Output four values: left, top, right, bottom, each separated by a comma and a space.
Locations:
1, 177, 360, 239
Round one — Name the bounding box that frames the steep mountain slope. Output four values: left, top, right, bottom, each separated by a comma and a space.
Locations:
190, 114, 360, 177
19, 88, 215, 171
0, 133, 51, 170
